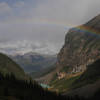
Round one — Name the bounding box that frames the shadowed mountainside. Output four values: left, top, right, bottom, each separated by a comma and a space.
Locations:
0, 72, 100, 100
0, 53, 28, 80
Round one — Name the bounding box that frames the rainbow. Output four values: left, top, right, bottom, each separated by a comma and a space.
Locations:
27, 18, 100, 35
5, 17, 100, 35
78, 26, 100, 35
68, 25, 100, 35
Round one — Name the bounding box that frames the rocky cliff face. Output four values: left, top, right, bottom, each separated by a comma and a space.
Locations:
37, 15, 100, 84
57, 14, 100, 74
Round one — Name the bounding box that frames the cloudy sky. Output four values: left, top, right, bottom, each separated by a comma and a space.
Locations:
0, 0, 100, 55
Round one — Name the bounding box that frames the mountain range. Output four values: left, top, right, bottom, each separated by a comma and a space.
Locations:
9, 52, 57, 78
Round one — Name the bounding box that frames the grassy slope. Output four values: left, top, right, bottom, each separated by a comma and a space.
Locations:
50, 75, 80, 93
50, 59, 100, 93
73, 59, 100, 88
0, 53, 27, 80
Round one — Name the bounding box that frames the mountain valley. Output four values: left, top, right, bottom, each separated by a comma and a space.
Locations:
9, 52, 57, 78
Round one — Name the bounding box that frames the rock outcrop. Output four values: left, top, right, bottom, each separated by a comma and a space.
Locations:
56, 14, 100, 74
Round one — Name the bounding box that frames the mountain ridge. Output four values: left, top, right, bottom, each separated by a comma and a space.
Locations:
0, 53, 28, 80
38, 15, 100, 98
56, 14, 100, 75
9, 52, 57, 78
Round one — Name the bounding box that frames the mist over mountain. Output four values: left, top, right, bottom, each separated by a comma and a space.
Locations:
0, 40, 59, 55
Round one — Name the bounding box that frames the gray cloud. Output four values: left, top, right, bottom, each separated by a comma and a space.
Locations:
0, 2, 12, 16
0, 0, 100, 54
